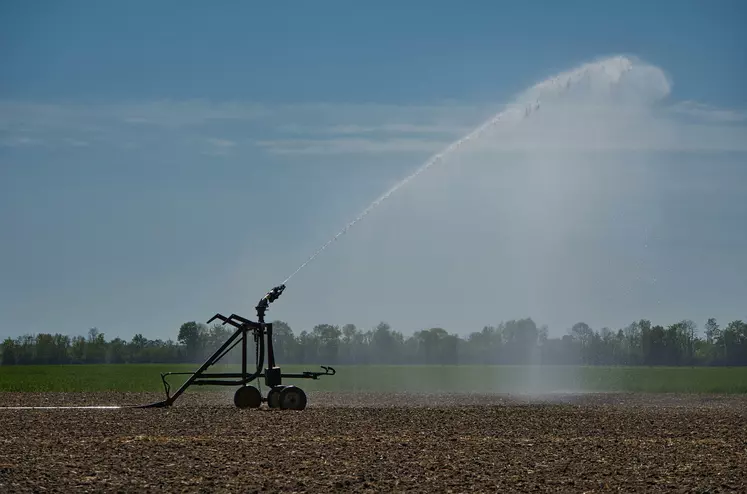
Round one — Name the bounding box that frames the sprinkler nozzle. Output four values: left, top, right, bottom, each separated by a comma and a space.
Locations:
256, 284, 286, 319
265, 284, 285, 303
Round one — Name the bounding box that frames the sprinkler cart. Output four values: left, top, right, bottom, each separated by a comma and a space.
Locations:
141, 284, 335, 410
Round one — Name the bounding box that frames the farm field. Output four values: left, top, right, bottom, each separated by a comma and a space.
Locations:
1, 391, 746, 492
2, 364, 747, 394
2, 365, 746, 492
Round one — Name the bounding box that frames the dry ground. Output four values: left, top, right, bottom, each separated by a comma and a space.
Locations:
1, 391, 746, 493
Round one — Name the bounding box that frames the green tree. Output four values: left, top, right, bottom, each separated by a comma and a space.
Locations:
679, 320, 698, 364
1, 337, 16, 365
271, 320, 297, 364
414, 327, 447, 364
107, 337, 127, 363
35, 333, 56, 364
70, 335, 86, 363
129, 333, 149, 363
296, 330, 318, 364
623, 321, 642, 364
721, 320, 747, 365
370, 322, 402, 364
466, 325, 502, 364
339, 323, 358, 363
705, 318, 720, 344
312, 324, 341, 364
178, 321, 204, 362
86, 327, 107, 364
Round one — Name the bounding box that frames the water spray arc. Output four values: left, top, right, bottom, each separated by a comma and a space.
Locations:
281, 56, 635, 286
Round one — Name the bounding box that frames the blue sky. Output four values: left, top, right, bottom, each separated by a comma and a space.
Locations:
1, 1, 745, 341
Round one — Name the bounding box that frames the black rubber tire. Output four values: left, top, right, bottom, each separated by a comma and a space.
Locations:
267, 386, 284, 409
234, 385, 261, 409
279, 385, 307, 410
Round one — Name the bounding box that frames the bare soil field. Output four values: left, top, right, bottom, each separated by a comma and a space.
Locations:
1, 391, 746, 493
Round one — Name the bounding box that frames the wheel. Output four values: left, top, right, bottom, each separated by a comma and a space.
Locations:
279, 385, 307, 410
267, 386, 284, 409
234, 385, 261, 409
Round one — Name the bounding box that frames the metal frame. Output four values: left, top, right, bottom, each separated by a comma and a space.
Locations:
140, 285, 335, 408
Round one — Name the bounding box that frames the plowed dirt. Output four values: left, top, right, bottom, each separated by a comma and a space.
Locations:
1, 392, 745, 492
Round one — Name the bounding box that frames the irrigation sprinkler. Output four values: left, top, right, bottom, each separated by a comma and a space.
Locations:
136, 58, 638, 410
140, 284, 335, 410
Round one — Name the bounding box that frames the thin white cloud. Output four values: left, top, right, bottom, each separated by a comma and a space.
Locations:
202, 137, 237, 156
115, 100, 270, 127
279, 122, 473, 136
256, 137, 445, 155
63, 138, 90, 147
0, 100, 486, 131
461, 102, 747, 153
0, 136, 44, 147
0, 68, 744, 157
669, 101, 746, 123
0, 99, 490, 156
123, 117, 150, 124
258, 99, 747, 155
206, 137, 236, 148
0, 100, 269, 131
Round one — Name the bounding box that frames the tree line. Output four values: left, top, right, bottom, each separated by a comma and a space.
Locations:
1, 317, 746, 367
